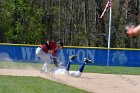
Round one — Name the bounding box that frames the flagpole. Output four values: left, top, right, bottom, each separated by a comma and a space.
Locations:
107, 1, 112, 66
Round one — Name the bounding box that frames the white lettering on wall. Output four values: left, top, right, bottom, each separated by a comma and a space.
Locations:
76, 49, 86, 62
86, 50, 95, 62
21, 47, 32, 60
67, 49, 76, 56
58, 49, 95, 63
21, 47, 95, 63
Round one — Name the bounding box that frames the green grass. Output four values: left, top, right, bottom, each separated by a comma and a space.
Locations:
0, 62, 139, 93
0, 75, 90, 93
0, 62, 140, 75
71, 65, 140, 75
70, 64, 140, 75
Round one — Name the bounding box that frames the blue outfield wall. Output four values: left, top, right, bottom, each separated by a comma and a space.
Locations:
0, 44, 140, 67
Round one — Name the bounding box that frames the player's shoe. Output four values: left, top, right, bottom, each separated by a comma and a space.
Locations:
69, 55, 77, 61
84, 58, 93, 63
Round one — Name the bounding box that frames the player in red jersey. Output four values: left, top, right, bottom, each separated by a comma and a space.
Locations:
36, 40, 63, 72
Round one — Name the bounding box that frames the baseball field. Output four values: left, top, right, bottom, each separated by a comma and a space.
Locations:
0, 62, 140, 93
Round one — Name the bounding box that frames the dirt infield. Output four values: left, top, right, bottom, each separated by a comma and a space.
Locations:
0, 69, 140, 93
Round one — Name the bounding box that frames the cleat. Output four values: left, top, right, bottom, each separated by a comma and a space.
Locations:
84, 58, 93, 63
69, 55, 77, 61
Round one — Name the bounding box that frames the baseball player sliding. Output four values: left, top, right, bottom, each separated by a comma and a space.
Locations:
36, 40, 63, 72
54, 55, 93, 77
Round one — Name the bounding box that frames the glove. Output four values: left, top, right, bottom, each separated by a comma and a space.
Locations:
52, 57, 58, 67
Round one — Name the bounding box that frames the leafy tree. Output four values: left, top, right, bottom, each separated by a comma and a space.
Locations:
0, 0, 140, 48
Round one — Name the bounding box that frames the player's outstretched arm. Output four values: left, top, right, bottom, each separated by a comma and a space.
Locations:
126, 24, 140, 37
133, 25, 140, 35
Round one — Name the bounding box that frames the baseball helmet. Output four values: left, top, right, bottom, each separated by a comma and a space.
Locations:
57, 40, 63, 47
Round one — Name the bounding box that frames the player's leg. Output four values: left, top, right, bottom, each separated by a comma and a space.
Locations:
69, 58, 93, 77
79, 58, 92, 73
66, 55, 77, 71
36, 47, 55, 72
66, 60, 71, 71
40, 54, 53, 72
79, 62, 86, 73
43, 54, 56, 72
41, 62, 48, 72
36, 47, 47, 72
36, 46, 55, 64
67, 62, 85, 77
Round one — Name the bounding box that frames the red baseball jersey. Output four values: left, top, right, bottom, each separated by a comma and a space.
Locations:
40, 41, 57, 56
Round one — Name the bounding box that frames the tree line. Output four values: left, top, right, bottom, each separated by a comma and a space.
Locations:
0, 0, 140, 48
